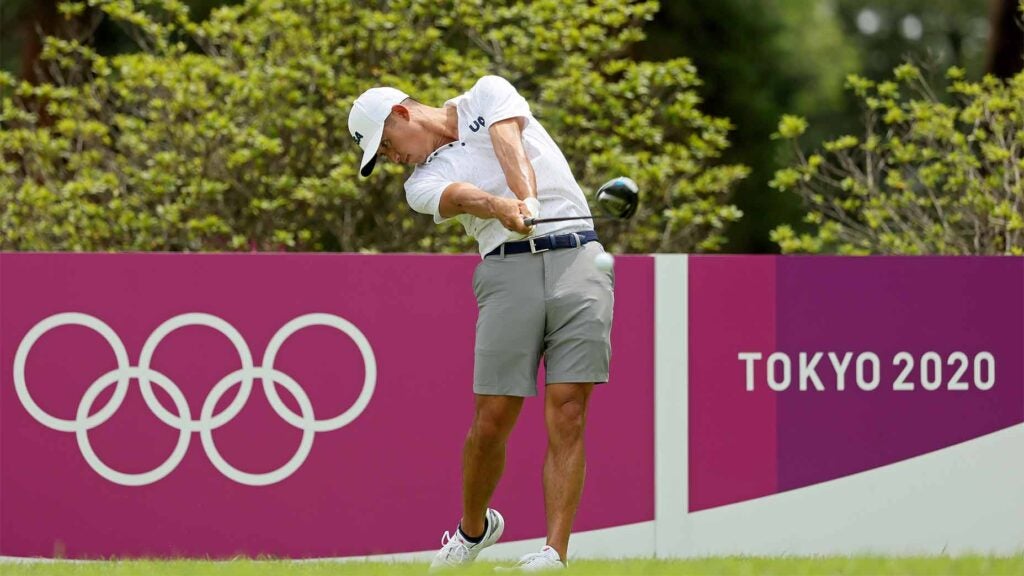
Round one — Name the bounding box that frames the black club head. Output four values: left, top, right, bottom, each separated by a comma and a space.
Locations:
596, 177, 639, 219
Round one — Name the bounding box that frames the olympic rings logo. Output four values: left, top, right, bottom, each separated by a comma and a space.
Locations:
13, 312, 376, 487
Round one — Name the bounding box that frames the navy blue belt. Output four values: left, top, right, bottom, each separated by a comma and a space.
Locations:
486, 230, 598, 257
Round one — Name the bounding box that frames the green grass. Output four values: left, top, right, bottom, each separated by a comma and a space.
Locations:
2, 556, 1023, 576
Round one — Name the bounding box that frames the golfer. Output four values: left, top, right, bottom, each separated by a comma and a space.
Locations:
349, 76, 614, 571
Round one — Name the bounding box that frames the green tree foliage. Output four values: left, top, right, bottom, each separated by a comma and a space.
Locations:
0, 0, 745, 253
638, 0, 859, 253
770, 63, 1024, 255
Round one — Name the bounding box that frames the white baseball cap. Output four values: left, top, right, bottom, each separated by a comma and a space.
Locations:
348, 86, 410, 177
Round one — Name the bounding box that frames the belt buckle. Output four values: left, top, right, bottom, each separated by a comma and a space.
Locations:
528, 237, 549, 254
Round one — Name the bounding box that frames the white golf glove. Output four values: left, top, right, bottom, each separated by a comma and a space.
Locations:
508, 196, 540, 241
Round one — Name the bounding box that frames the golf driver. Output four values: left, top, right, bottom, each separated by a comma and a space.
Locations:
522, 176, 639, 226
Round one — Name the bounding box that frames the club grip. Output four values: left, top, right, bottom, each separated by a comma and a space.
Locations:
523, 217, 537, 226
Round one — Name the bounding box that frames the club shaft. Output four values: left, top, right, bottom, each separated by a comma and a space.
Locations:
523, 215, 616, 226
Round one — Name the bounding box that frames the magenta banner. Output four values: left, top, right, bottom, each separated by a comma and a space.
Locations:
688, 256, 1024, 512
0, 253, 654, 558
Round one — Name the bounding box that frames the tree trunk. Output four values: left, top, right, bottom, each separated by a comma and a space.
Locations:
17, 0, 59, 84
986, 0, 1024, 78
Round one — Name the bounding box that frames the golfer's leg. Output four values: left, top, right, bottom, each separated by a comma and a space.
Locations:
466, 253, 544, 536
461, 394, 523, 537
543, 382, 593, 561
539, 242, 612, 560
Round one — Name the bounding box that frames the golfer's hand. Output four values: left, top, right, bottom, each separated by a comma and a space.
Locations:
493, 197, 532, 235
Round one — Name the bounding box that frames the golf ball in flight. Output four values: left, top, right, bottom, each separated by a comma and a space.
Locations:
594, 252, 614, 272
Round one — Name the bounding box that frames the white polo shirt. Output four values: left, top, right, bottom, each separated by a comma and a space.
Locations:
404, 75, 593, 257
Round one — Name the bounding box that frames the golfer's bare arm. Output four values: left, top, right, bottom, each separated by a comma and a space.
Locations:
439, 183, 499, 219
437, 117, 533, 232
488, 117, 537, 202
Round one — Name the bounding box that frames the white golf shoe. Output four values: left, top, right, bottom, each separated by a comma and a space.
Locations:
496, 545, 566, 571
429, 508, 505, 571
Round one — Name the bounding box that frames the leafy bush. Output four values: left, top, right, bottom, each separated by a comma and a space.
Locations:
0, 0, 745, 253
771, 63, 1024, 255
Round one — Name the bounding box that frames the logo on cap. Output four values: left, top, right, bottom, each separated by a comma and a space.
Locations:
353, 131, 364, 145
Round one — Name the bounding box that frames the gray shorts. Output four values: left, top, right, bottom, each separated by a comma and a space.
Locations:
472, 240, 614, 396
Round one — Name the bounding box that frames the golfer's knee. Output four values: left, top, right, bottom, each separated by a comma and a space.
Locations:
548, 397, 587, 442
470, 410, 514, 447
